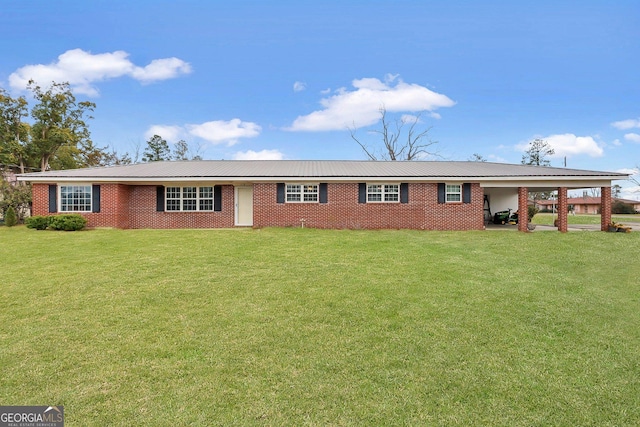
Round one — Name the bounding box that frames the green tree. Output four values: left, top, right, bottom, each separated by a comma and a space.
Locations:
521, 138, 555, 166
522, 139, 555, 201
612, 200, 635, 214
0, 89, 32, 173
3, 206, 17, 226
611, 184, 622, 198
142, 135, 171, 162
28, 80, 96, 171
0, 177, 31, 222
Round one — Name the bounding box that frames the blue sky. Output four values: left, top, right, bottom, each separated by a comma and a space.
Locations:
1, 1, 639, 197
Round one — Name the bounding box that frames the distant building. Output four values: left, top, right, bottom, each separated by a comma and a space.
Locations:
535, 195, 640, 214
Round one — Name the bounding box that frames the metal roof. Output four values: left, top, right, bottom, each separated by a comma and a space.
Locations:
17, 160, 628, 183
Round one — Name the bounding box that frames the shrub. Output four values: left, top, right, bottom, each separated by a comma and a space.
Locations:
527, 205, 539, 222
48, 214, 88, 231
612, 201, 636, 214
4, 206, 17, 227
25, 215, 51, 230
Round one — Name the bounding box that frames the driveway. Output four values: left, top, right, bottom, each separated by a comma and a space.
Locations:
486, 223, 639, 232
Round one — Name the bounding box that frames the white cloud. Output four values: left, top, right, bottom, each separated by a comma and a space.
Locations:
616, 167, 639, 176
131, 57, 192, 83
620, 185, 640, 200
293, 81, 306, 92
612, 139, 622, 146
144, 125, 185, 143
624, 133, 640, 143
285, 75, 455, 131
400, 114, 420, 124
611, 118, 640, 130
9, 48, 191, 96
516, 134, 604, 158
186, 119, 261, 146
233, 149, 284, 160
486, 154, 507, 163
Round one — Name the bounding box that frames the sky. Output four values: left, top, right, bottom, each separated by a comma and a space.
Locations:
1, 0, 639, 198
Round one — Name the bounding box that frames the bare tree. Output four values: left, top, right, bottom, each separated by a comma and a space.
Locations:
631, 166, 640, 187
469, 153, 487, 162
350, 107, 438, 161
172, 140, 204, 161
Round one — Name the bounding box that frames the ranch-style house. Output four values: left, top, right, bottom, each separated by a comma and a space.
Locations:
18, 160, 628, 232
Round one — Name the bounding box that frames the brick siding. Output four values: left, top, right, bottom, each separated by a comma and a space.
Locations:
32, 182, 485, 230
517, 187, 529, 232
254, 182, 483, 230
126, 185, 235, 229
31, 183, 50, 216
557, 187, 568, 232
600, 186, 612, 231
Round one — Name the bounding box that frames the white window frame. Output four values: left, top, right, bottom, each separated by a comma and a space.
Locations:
445, 184, 462, 203
367, 183, 400, 203
165, 186, 215, 212
286, 183, 319, 203
59, 184, 92, 212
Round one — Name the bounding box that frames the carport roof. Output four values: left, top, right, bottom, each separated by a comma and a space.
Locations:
18, 160, 628, 183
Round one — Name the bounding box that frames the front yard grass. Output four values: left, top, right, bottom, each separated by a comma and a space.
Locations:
1, 227, 639, 426
532, 212, 640, 225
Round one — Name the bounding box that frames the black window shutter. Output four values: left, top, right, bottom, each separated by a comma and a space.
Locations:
319, 183, 328, 204
358, 183, 366, 204
48, 184, 57, 213
276, 183, 285, 203
92, 185, 101, 213
214, 186, 222, 211
463, 183, 471, 204
156, 186, 165, 212
437, 183, 445, 204
400, 183, 409, 204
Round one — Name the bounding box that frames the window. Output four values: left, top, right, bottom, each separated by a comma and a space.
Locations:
166, 186, 214, 211
367, 184, 399, 202
446, 184, 462, 203
60, 185, 92, 212
286, 184, 318, 202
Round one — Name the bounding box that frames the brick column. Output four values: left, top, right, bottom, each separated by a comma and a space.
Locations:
601, 186, 612, 231
518, 187, 529, 232
557, 187, 568, 233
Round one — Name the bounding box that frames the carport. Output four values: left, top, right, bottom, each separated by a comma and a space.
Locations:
482, 183, 615, 233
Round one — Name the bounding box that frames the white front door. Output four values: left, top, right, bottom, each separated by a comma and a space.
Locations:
235, 186, 253, 226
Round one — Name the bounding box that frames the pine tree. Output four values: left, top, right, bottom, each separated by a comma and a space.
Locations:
4, 206, 17, 227
142, 135, 171, 162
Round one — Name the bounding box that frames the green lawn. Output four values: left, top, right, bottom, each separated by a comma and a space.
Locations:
532, 212, 640, 225
1, 226, 639, 426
